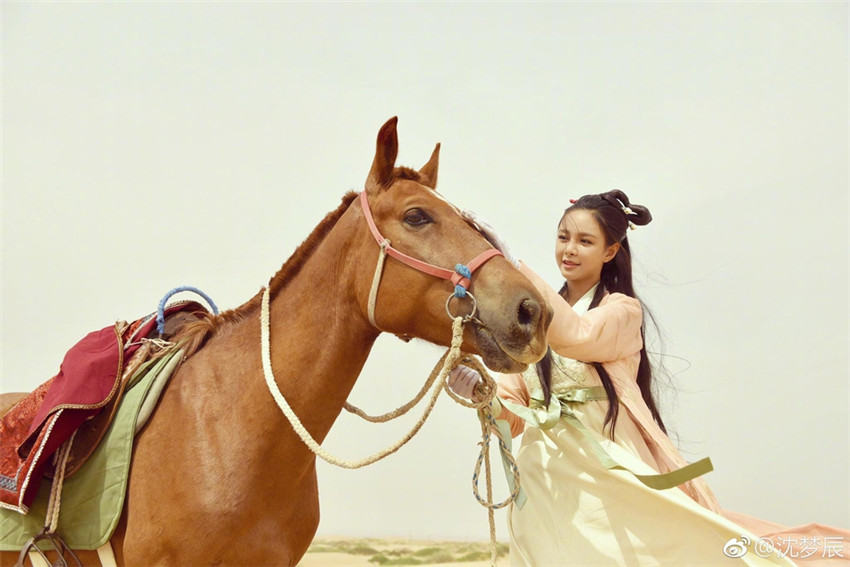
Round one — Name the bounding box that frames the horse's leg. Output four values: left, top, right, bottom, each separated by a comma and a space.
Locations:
281, 466, 320, 566
219, 467, 320, 567
120, 458, 320, 566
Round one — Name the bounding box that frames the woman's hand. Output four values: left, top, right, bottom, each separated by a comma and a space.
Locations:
461, 210, 520, 268
447, 364, 484, 401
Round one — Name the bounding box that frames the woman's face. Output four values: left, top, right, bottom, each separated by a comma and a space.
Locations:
555, 209, 620, 288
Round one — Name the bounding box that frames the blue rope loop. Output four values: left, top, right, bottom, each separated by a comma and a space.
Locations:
156, 286, 220, 334
453, 264, 472, 298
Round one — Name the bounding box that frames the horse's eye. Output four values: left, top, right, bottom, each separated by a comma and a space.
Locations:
404, 209, 431, 226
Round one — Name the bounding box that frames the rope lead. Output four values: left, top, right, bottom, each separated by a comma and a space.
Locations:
260, 286, 519, 566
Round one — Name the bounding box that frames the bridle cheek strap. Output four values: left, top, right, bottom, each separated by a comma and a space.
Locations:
360, 191, 504, 329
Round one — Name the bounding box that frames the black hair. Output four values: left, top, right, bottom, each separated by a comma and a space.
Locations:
536, 190, 666, 438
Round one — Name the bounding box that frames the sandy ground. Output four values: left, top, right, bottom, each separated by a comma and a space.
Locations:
296, 537, 510, 567
298, 559, 505, 567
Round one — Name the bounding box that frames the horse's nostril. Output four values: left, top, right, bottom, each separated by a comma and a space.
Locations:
517, 298, 538, 328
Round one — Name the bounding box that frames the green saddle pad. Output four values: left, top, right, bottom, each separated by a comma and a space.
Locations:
0, 347, 183, 551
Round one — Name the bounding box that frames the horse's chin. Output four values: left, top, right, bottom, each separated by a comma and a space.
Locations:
472, 324, 530, 374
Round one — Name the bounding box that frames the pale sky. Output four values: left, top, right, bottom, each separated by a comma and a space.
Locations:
2, 1, 847, 542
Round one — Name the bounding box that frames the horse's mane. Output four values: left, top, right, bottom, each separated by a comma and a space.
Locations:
170, 191, 359, 358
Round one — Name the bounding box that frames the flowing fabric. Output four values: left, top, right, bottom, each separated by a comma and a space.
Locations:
493, 264, 849, 566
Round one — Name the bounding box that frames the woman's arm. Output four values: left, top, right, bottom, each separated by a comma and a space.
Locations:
519, 262, 643, 362
495, 372, 529, 438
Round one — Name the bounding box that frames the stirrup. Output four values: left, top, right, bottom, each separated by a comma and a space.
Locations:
15, 527, 82, 567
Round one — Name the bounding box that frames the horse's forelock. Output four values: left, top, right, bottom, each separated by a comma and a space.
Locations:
392, 166, 423, 184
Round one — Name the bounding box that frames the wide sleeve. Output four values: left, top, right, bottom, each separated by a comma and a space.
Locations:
495, 372, 529, 438
519, 262, 643, 363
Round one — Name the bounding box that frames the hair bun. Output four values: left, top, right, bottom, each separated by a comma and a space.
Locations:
603, 190, 652, 227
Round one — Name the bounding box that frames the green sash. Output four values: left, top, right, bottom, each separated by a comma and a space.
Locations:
497, 387, 713, 509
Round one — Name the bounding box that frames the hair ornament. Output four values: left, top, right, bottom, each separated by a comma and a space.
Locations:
610, 196, 635, 217
614, 199, 638, 230
571, 190, 652, 232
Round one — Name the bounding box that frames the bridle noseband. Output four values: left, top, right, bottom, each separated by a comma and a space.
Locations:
359, 190, 503, 329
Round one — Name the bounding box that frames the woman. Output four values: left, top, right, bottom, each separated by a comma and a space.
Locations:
451, 191, 848, 566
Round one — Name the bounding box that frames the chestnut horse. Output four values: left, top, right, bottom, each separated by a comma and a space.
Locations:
3, 118, 551, 566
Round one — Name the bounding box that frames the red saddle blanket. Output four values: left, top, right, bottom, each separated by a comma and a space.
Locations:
0, 303, 201, 513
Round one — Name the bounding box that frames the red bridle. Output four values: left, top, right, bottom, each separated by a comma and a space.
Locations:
359, 190, 503, 327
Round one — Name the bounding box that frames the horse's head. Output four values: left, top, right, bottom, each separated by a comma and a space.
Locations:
355, 117, 552, 372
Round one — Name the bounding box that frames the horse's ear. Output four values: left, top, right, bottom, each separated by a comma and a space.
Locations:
366, 117, 399, 193
418, 143, 440, 190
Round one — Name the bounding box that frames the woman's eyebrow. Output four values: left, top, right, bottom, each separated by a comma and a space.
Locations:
560, 229, 597, 238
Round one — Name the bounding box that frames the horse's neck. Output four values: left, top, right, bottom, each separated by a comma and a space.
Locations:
263, 282, 376, 443
215, 210, 377, 448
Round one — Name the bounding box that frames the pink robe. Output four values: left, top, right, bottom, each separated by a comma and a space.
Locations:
492, 263, 849, 566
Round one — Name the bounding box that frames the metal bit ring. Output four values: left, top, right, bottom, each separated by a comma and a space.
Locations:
446, 291, 478, 322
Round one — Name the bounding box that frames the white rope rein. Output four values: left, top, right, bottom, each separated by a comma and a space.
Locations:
260, 285, 520, 565
262, 286, 463, 468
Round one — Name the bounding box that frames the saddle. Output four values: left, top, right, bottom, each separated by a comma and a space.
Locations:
0, 302, 207, 514
54, 309, 202, 481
